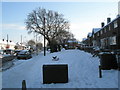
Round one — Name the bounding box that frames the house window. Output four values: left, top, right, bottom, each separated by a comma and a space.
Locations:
100, 38, 105, 47
104, 28, 106, 33
100, 30, 103, 35
108, 25, 111, 31
114, 21, 118, 28
109, 36, 117, 45
97, 32, 99, 36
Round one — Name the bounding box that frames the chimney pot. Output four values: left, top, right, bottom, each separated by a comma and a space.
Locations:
101, 22, 105, 27
107, 17, 111, 23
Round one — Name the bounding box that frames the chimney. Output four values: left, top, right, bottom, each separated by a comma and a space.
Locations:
107, 17, 111, 23
101, 22, 105, 27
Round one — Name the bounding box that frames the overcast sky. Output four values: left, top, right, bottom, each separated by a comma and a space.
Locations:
1, 0, 119, 43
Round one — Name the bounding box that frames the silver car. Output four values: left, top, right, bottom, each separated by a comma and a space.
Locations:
17, 50, 32, 60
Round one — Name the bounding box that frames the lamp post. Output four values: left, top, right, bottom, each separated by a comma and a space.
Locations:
43, 17, 46, 56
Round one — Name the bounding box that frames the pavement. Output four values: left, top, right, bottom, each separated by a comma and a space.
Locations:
0, 60, 14, 72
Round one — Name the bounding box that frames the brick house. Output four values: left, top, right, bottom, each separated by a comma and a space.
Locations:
91, 28, 101, 47
82, 16, 120, 50
87, 33, 92, 46
98, 16, 120, 50
66, 39, 78, 49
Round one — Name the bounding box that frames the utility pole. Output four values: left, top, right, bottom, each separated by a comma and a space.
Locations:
43, 17, 46, 56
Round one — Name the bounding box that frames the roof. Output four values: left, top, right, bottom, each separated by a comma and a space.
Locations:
91, 16, 120, 36
78, 41, 82, 44
101, 15, 120, 29
82, 38, 87, 41
92, 28, 101, 34
87, 33, 92, 37
92, 15, 120, 34
0, 39, 16, 45
68, 39, 77, 43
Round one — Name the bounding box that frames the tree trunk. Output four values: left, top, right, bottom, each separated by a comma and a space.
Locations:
48, 39, 58, 53
57, 44, 61, 51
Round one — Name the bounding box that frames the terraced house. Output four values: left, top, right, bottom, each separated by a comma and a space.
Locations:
83, 16, 120, 50
99, 16, 120, 50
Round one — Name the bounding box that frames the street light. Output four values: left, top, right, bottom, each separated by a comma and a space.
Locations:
43, 17, 46, 56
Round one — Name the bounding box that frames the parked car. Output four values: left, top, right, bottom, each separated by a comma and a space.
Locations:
0, 50, 4, 55
3, 49, 14, 55
0, 50, 14, 58
17, 50, 32, 60
14, 50, 22, 56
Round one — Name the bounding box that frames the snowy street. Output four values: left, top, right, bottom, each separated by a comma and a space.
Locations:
2, 49, 118, 88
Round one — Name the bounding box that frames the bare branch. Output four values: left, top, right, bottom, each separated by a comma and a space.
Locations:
25, 7, 72, 45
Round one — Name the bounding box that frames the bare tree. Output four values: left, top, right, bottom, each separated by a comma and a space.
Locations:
27, 40, 35, 47
25, 8, 70, 52
55, 30, 74, 49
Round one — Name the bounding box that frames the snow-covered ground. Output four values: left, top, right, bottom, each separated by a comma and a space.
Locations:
2, 49, 118, 88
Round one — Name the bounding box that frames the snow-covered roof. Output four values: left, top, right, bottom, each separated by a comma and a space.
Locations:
87, 33, 92, 37
68, 40, 77, 43
101, 15, 120, 29
0, 39, 16, 45
92, 28, 101, 34
67, 39, 77, 43
82, 38, 87, 41
90, 16, 120, 37
68, 40, 73, 43
78, 41, 82, 44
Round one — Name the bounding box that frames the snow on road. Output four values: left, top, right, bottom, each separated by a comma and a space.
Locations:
2, 49, 118, 88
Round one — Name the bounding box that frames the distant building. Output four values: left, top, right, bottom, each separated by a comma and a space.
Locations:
92, 28, 101, 47
82, 38, 87, 44
0, 39, 16, 50
87, 33, 92, 46
66, 39, 78, 49
15, 42, 26, 50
